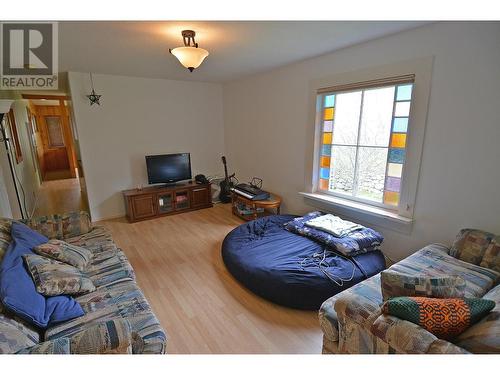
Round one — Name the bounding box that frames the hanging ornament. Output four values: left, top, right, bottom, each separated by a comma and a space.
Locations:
86, 73, 102, 106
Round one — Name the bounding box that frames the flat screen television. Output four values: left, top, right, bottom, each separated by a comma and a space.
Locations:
145, 153, 192, 184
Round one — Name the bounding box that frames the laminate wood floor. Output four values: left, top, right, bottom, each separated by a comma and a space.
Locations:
43, 169, 73, 181
100, 205, 323, 354
34, 178, 88, 217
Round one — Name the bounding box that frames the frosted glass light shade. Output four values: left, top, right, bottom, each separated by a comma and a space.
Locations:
170, 47, 209, 71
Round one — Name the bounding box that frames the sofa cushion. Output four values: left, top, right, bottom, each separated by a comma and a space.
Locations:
0, 319, 38, 353
62, 227, 135, 287
0, 222, 84, 328
23, 211, 92, 240
23, 254, 95, 296
453, 284, 500, 353
380, 270, 466, 301
45, 279, 166, 354
382, 297, 495, 340
85, 249, 135, 288
389, 244, 499, 297
450, 229, 495, 266
34, 239, 93, 270
0, 303, 40, 353
480, 236, 500, 273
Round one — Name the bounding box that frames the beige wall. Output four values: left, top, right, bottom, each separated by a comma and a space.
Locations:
68, 72, 225, 221
223, 22, 500, 260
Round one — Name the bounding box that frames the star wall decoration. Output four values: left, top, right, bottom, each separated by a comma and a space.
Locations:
86, 73, 102, 106
86, 88, 102, 106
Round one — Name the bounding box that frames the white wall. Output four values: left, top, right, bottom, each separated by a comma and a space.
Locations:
0, 116, 14, 218
68, 72, 225, 221
0, 92, 15, 218
11, 100, 41, 217
0, 97, 40, 219
223, 22, 500, 260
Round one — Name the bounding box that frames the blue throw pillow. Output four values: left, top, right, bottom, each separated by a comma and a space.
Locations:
0, 222, 84, 328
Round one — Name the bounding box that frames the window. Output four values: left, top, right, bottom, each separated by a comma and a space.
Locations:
317, 76, 414, 209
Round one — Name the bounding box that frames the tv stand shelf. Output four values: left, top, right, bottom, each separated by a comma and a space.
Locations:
122, 181, 212, 223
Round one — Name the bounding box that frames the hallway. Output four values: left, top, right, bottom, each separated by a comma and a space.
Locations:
33, 177, 88, 217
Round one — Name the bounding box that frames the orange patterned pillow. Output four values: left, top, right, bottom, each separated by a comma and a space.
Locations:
382, 297, 495, 339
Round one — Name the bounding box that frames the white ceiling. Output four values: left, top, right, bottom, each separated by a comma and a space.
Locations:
59, 21, 428, 83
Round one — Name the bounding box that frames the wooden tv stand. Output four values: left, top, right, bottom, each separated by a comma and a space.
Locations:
122, 182, 212, 223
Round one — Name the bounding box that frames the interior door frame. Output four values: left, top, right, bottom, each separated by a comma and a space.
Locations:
25, 106, 43, 185
23, 94, 78, 179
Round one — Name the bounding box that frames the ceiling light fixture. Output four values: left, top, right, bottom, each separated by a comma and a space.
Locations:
169, 30, 209, 72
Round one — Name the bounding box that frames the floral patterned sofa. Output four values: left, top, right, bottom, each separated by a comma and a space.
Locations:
319, 229, 500, 354
0, 212, 167, 354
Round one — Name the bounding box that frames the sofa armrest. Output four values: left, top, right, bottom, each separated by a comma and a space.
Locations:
18, 318, 144, 354
69, 318, 137, 354
17, 338, 71, 354
427, 340, 470, 354
428, 243, 452, 256
371, 314, 469, 354
319, 297, 340, 343
334, 292, 382, 331
20, 319, 140, 354
23, 211, 92, 240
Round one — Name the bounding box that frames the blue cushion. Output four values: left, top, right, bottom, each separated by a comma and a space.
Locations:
0, 222, 84, 328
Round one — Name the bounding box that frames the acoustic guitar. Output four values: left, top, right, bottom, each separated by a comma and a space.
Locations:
219, 156, 235, 203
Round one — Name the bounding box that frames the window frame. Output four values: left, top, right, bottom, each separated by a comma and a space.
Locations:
316, 78, 414, 211
303, 57, 434, 227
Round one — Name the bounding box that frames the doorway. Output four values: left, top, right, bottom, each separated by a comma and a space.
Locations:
23, 95, 78, 182
20, 94, 89, 217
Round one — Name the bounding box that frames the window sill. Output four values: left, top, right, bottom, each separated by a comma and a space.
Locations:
298, 192, 413, 235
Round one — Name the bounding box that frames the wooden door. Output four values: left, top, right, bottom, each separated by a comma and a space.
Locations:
35, 104, 77, 179
40, 113, 69, 171
130, 195, 156, 219
191, 186, 210, 208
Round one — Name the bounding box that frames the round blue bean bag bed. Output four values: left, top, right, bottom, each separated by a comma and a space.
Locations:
222, 215, 386, 310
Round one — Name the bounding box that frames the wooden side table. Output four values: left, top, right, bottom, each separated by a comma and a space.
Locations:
231, 191, 282, 221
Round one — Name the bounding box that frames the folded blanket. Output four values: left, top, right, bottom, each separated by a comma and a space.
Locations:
305, 214, 363, 237
284, 211, 383, 257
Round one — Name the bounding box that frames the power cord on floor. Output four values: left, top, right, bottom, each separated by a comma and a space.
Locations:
299, 248, 357, 287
